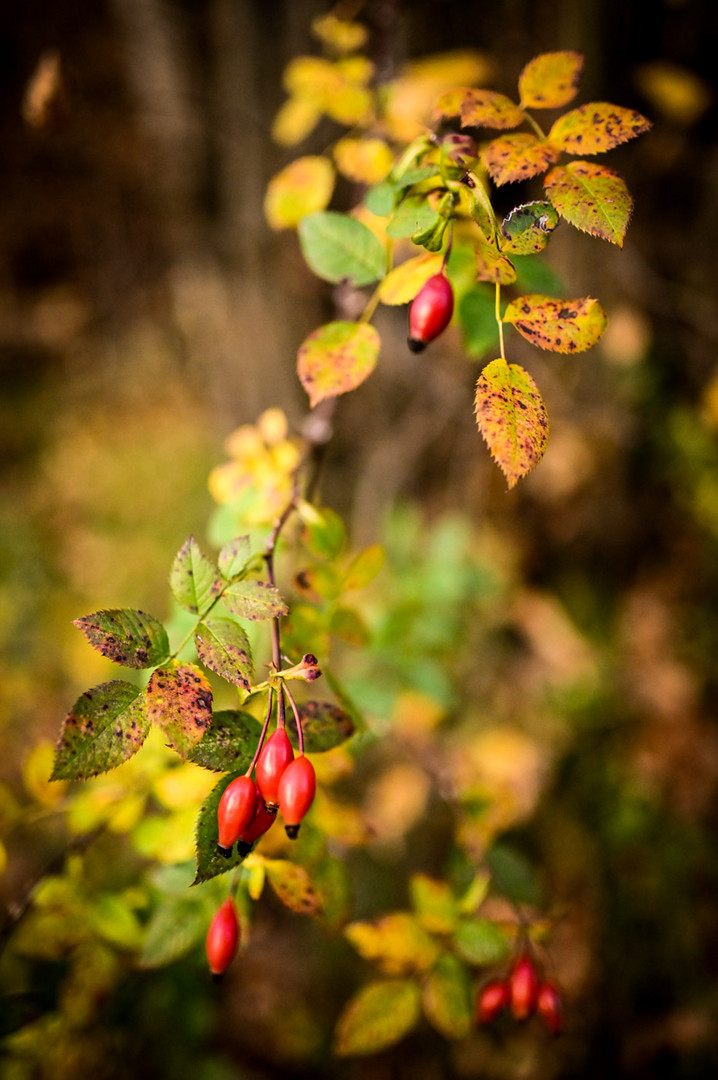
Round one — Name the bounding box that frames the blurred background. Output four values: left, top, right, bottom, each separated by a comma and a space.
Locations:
2, 0, 718, 1077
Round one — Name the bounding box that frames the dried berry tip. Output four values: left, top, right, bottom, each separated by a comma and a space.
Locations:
217, 843, 234, 858
285, 824, 300, 839
236, 840, 253, 857
407, 337, 426, 353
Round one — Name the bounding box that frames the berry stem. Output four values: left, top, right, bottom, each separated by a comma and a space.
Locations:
246, 688, 275, 776
496, 282, 506, 361
283, 682, 305, 756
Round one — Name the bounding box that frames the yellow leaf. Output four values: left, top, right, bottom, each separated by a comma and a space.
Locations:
460, 89, 524, 130
333, 136, 394, 184
475, 239, 516, 285
483, 133, 559, 185
311, 13, 368, 55
548, 102, 651, 155
384, 50, 494, 142
264, 156, 335, 230
345, 912, 440, 975
378, 253, 444, 305
518, 51, 584, 109
334, 979, 421, 1057
635, 61, 711, 126
297, 321, 380, 407
271, 95, 321, 146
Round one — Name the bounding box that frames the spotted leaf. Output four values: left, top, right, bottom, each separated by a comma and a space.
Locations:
73, 609, 170, 669
459, 89, 524, 130
221, 579, 287, 621
297, 321, 380, 408
264, 859, 321, 916
194, 617, 253, 690
145, 662, 213, 758
169, 535, 222, 615
334, 979, 422, 1057
500, 201, 559, 254
544, 161, 633, 245
483, 133, 559, 185
503, 294, 607, 353
548, 102, 651, 155
475, 238, 516, 285
52, 681, 148, 780
188, 709, 261, 773
518, 51, 584, 109
474, 358, 549, 489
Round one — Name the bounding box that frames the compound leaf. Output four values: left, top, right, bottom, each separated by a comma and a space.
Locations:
52, 681, 148, 781
74, 609, 169, 669
474, 358, 548, 489
297, 320, 380, 408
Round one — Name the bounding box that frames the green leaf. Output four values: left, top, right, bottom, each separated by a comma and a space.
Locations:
296, 701, 355, 752
313, 855, 353, 933
298, 211, 385, 286
329, 606, 369, 647
343, 544, 385, 590
298, 504, 346, 560
188, 709, 261, 772
140, 896, 209, 968
192, 772, 258, 884
500, 201, 559, 255
264, 859, 321, 915
195, 617, 254, 690
145, 662, 213, 758
333, 979, 422, 1057
503, 294, 607, 353
548, 102, 651, 154
52, 681, 149, 781
518, 51, 584, 109
73, 609, 170, 669
218, 535, 252, 580
544, 161, 633, 246
169, 536, 222, 615
365, 179, 397, 217
486, 843, 544, 906
484, 134, 559, 185
386, 195, 440, 240
474, 358, 549, 489
458, 287, 500, 359
221, 579, 288, 621
297, 321, 381, 408
422, 953, 473, 1041
453, 918, 511, 965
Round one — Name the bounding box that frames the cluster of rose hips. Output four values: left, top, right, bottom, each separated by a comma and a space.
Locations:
476, 947, 563, 1036
206, 660, 319, 978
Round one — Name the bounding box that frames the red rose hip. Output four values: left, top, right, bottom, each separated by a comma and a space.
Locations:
536, 980, 563, 1035
407, 273, 454, 353
509, 952, 539, 1020
217, 775, 257, 857
278, 755, 316, 839
255, 728, 294, 810
476, 978, 509, 1024
206, 897, 239, 981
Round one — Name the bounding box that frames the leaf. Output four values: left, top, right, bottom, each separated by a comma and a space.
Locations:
433, 86, 471, 121
264, 156, 335, 230
264, 859, 321, 915
271, 94, 321, 146
548, 102, 651, 154
195, 617, 253, 690
474, 238, 516, 285
500, 201, 559, 255
169, 536, 222, 615
483, 133, 559, 185
459, 89, 524, 130
503, 293, 607, 353
140, 896, 208, 968
333, 979, 422, 1057
73, 609, 170, 669
297, 321, 380, 408
422, 953, 473, 1041
298, 211, 385, 287
312, 855, 353, 934
344, 912, 440, 976
296, 701, 355, 752
333, 136, 394, 184
298, 503, 346, 560
218, 535, 252, 580
52, 681, 148, 781
364, 179, 396, 217
145, 662, 213, 758
453, 918, 511, 966
192, 771, 258, 884
544, 160, 633, 245
518, 51, 584, 108
409, 874, 457, 935
343, 544, 385, 591
458, 287, 499, 359
378, 253, 444, 305
188, 709, 261, 772
386, 195, 440, 241
474, 358, 549, 489
221, 579, 288, 621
